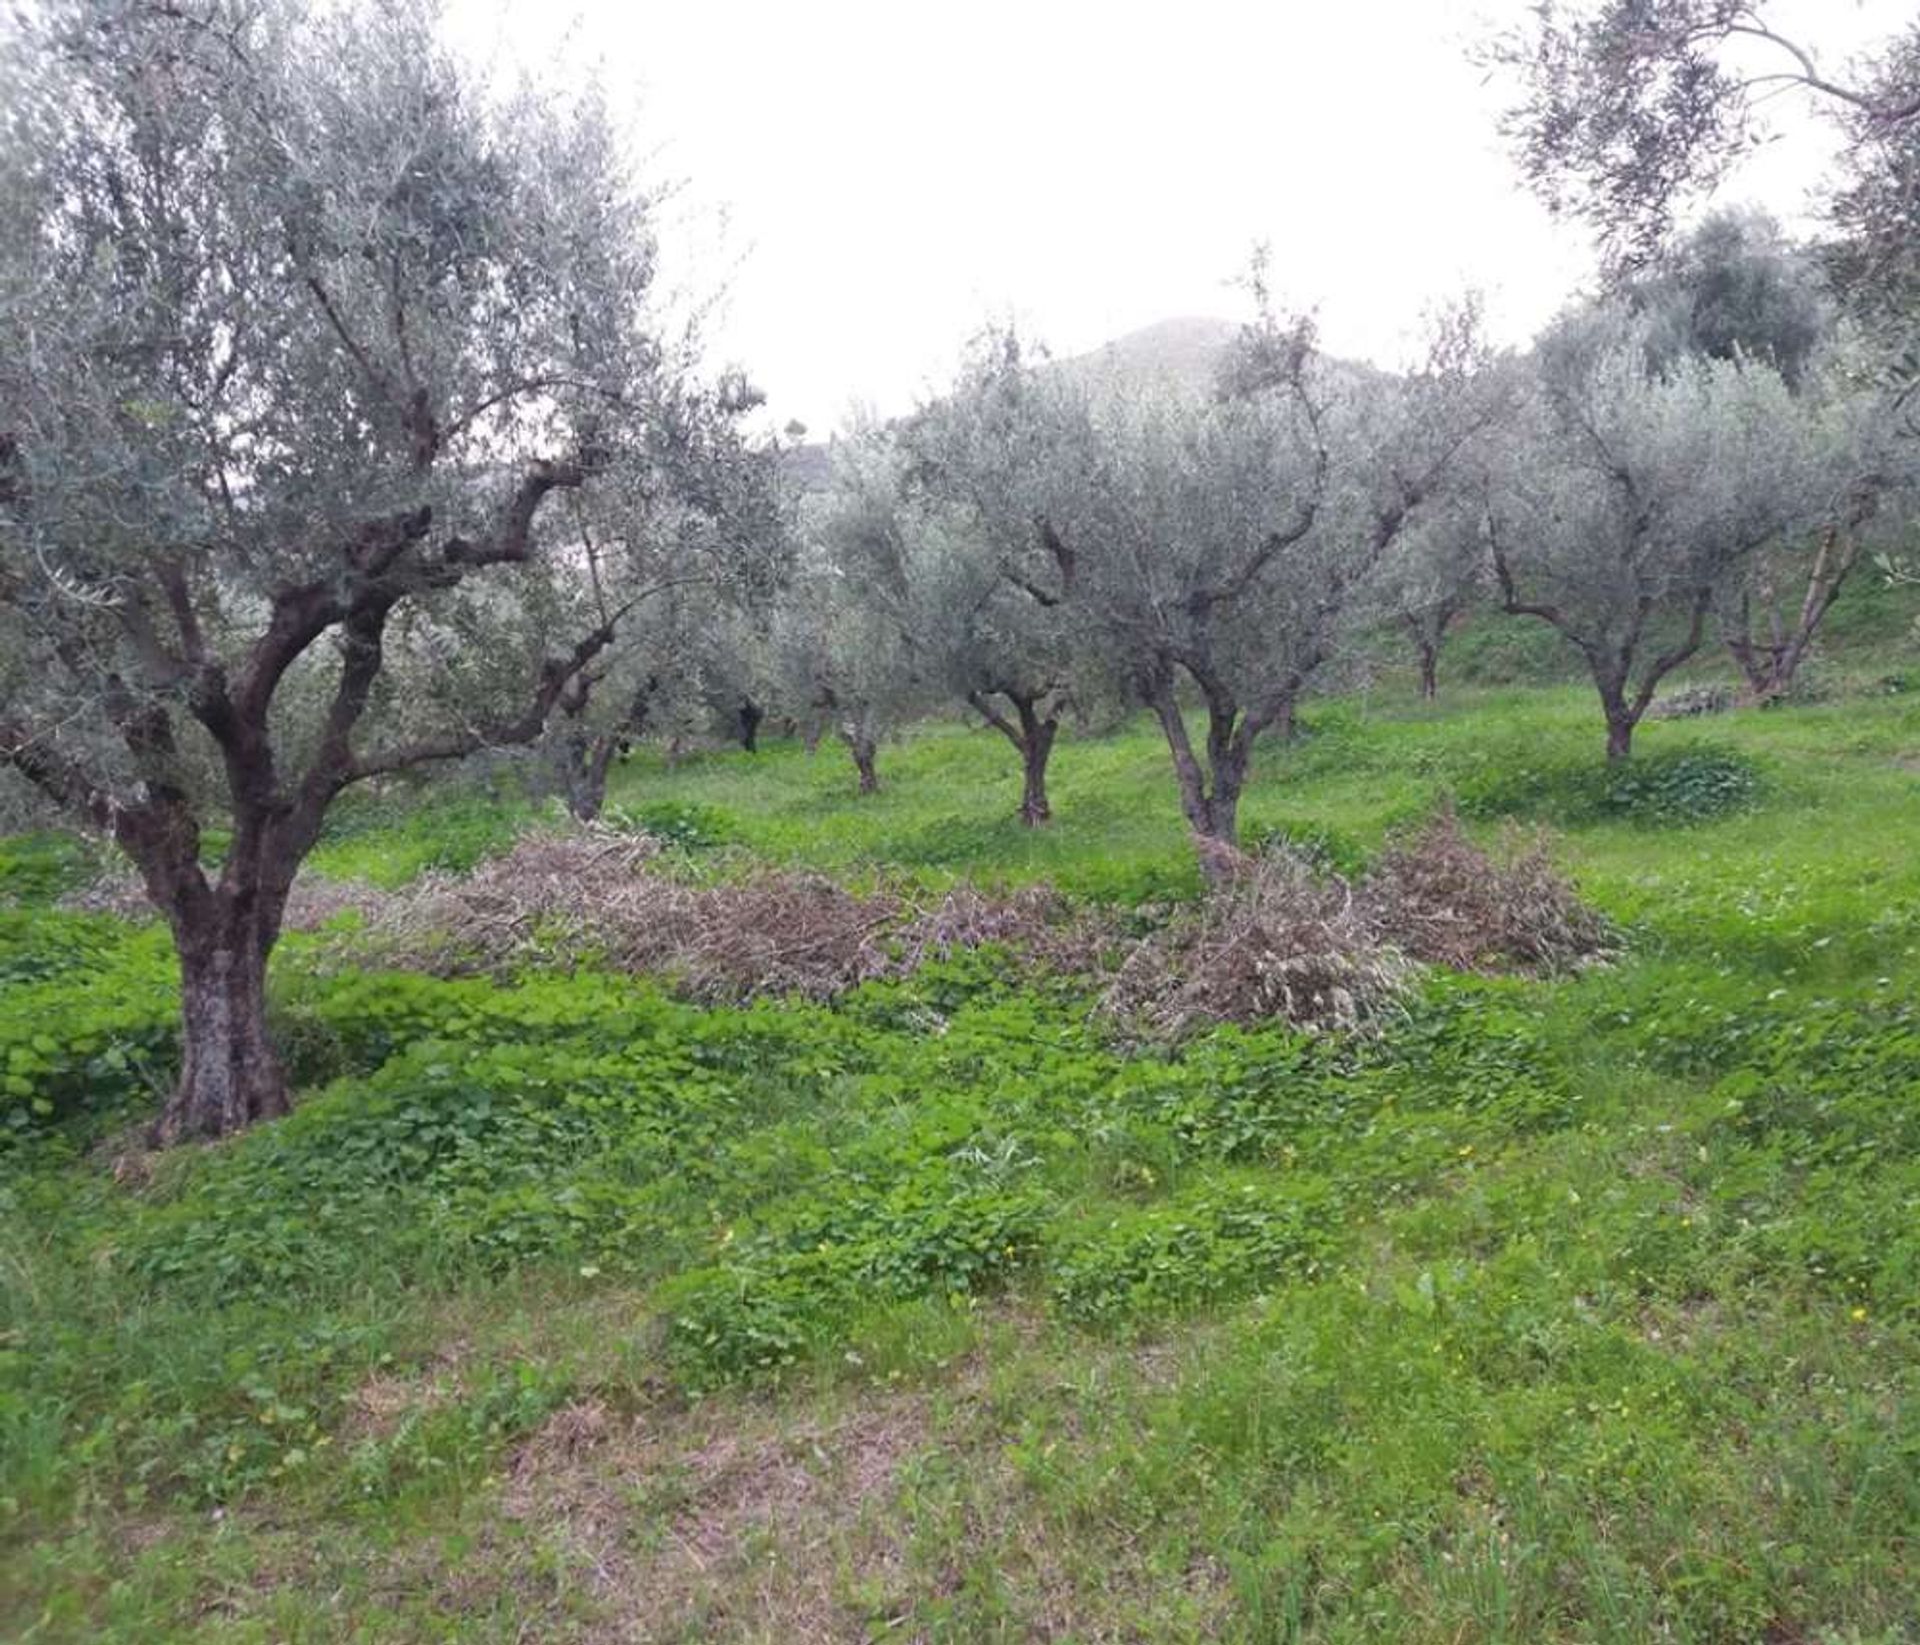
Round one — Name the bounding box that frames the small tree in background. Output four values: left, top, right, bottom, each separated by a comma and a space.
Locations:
902, 335, 1121, 824
777, 439, 926, 795
0, 0, 774, 1138
1386, 499, 1490, 702
537, 410, 792, 820
1487, 315, 1821, 758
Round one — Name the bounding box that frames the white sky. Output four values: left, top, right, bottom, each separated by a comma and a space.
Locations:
448, 0, 1913, 434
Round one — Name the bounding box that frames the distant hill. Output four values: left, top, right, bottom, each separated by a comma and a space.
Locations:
1053, 316, 1388, 401
1053, 315, 1241, 397
783, 314, 1370, 497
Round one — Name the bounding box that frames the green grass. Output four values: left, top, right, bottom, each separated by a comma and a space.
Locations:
2, 680, 1917, 1641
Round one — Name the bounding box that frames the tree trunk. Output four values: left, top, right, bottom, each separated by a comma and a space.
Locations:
1723, 527, 1861, 705
1143, 672, 1247, 881
844, 731, 880, 794
1402, 614, 1441, 701
971, 690, 1061, 826
1602, 696, 1636, 762
152, 902, 289, 1144
558, 731, 618, 822
738, 699, 764, 753
1726, 629, 1813, 704
1203, 758, 1245, 852
1019, 726, 1055, 825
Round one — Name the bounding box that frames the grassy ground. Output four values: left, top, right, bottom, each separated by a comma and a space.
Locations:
2, 678, 1917, 1642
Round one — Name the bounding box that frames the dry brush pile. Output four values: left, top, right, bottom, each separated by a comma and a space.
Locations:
318, 830, 1110, 1005
1098, 809, 1612, 1038
66, 810, 1613, 1035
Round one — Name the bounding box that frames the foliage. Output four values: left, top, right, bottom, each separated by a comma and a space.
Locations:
0, 831, 102, 906
1488, 319, 1834, 756
610, 799, 742, 852
1488, 0, 1920, 303
3, 683, 1919, 1641
0, 0, 787, 1139
1459, 743, 1764, 826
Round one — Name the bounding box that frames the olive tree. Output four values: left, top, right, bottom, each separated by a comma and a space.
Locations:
538, 406, 792, 820
900, 339, 1121, 824
1633, 209, 1833, 388
773, 440, 927, 794
1385, 500, 1490, 702
1489, 1, 1920, 282
1487, 318, 1821, 757
966, 307, 1501, 869
1488, 0, 1920, 452
0, 0, 768, 1139
1714, 345, 1904, 700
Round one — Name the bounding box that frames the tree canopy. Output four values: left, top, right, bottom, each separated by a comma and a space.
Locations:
0, 0, 781, 1137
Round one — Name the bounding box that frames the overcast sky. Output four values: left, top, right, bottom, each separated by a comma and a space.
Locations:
450, 0, 1911, 434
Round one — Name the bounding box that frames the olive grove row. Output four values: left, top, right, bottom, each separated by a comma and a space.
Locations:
0, 0, 1913, 1139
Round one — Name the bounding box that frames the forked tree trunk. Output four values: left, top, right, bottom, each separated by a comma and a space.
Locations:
968, 689, 1061, 826
1143, 672, 1255, 886
1494, 562, 1710, 767
1416, 640, 1439, 701
153, 897, 290, 1144
1723, 518, 1872, 703
1727, 641, 1801, 704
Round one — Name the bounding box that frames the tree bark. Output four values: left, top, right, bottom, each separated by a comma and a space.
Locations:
1203, 753, 1247, 849
152, 897, 290, 1144
1721, 530, 1858, 704
1417, 641, 1439, 701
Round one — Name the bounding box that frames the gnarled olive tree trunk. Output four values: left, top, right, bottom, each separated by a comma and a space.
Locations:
1721, 522, 1872, 703
1141, 661, 1294, 885
164, 897, 291, 1142
967, 687, 1063, 825
124, 797, 306, 1144
556, 730, 621, 822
